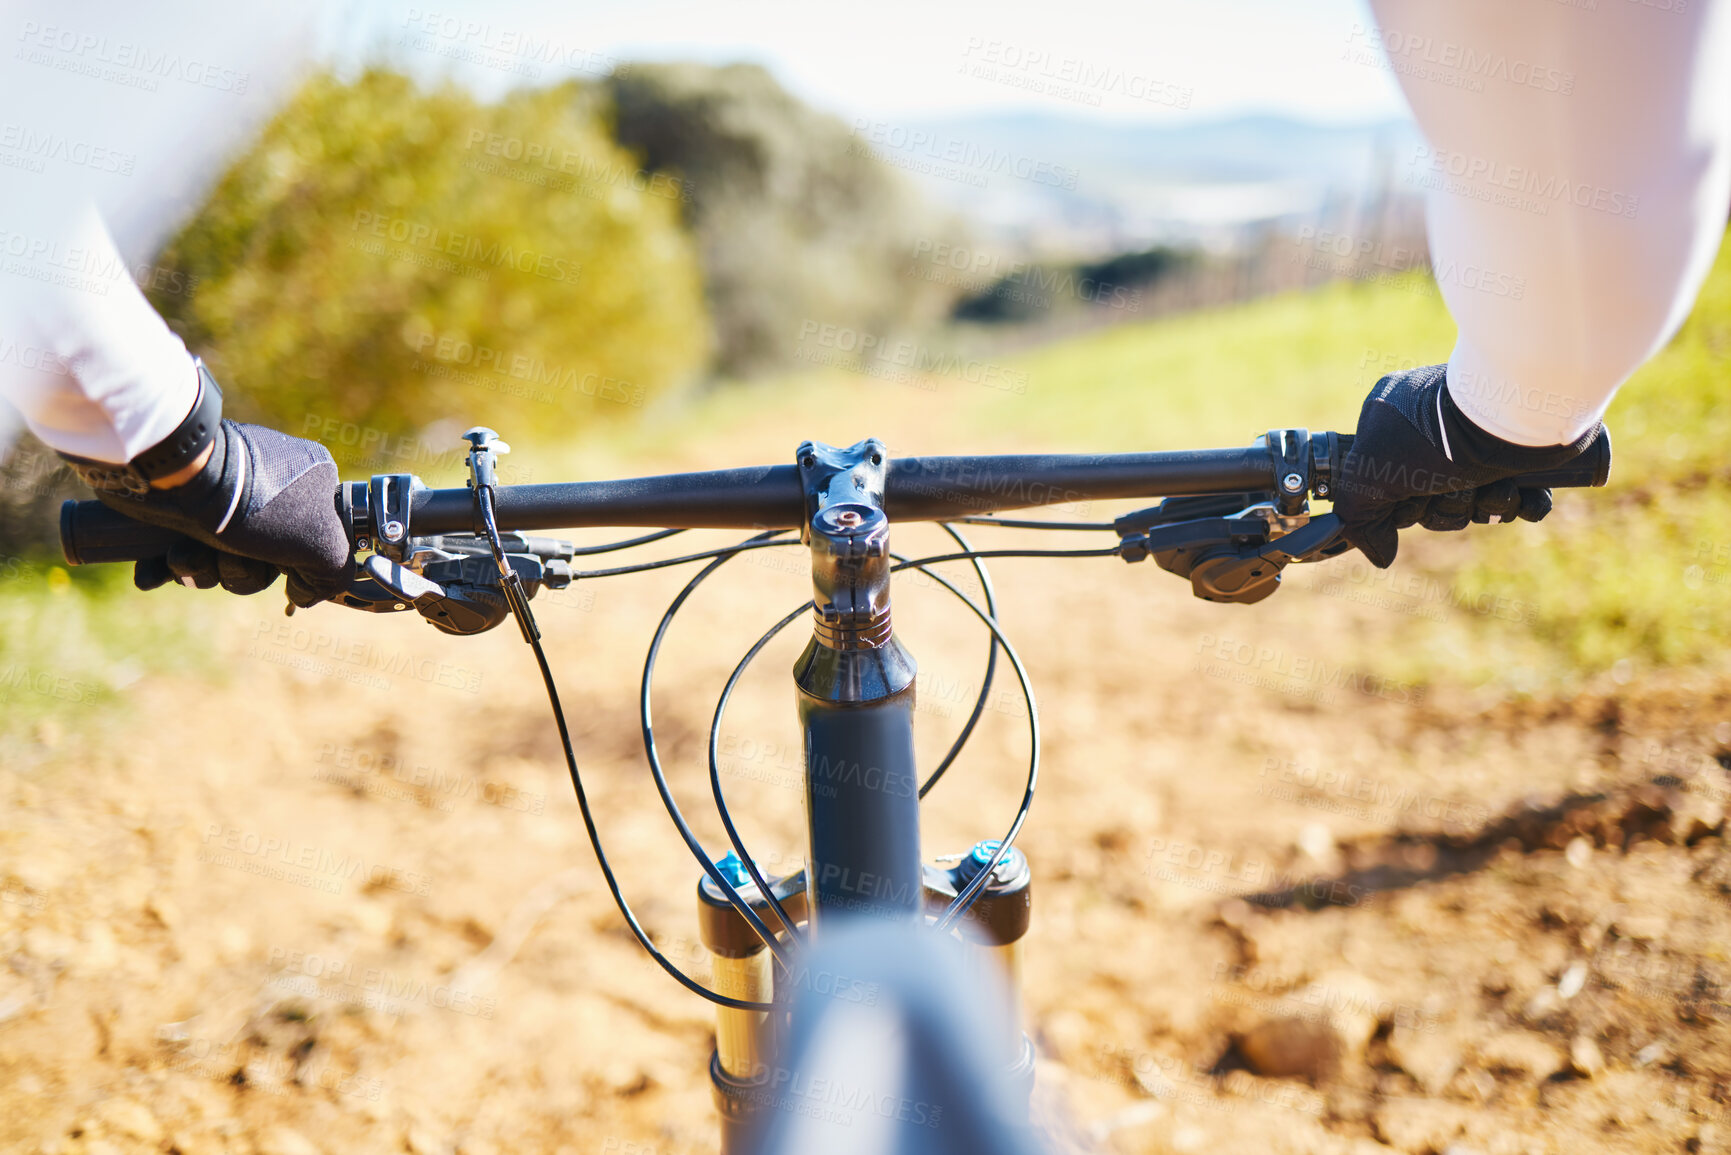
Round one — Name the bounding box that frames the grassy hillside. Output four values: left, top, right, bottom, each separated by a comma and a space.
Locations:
9, 232, 1727, 742
1448, 241, 1731, 677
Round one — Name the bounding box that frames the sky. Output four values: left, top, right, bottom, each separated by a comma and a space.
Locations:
341, 0, 1412, 127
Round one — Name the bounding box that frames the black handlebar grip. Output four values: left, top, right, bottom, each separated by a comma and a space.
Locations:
1329, 428, 1611, 491
1504, 426, 1612, 489
60, 500, 192, 566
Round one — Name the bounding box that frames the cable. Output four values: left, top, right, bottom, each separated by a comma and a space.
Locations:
639, 531, 804, 974
707, 600, 814, 950
701, 536, 1038, 934
955, 516, 1115, 532
568, 527, 689, 556
481, 491, 1038, 990
914, 523, 999, 799
475, 485, 779, 1012
701, 522, 1005, 940
892, 545, 1121, 568
576, 538, 1112, 583
886, 555, 1042, 933
576, 537, 797, 580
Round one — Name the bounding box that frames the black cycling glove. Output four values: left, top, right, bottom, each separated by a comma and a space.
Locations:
1333, 364, 1604, 569
88, 419, 352, 605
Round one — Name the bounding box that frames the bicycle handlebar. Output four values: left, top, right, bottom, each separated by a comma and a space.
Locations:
57, 429, 1612, 566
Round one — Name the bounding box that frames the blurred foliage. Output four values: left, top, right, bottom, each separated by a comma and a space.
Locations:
0, 432, 82, 555
605, 62, 949, 377
0, 558, 209, 743
149, 70, 710, 466
952, 246, 1193, 324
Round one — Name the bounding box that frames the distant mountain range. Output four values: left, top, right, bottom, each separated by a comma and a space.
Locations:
873, 112, 1425, 255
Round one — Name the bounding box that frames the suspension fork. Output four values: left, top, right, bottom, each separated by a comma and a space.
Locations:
700, 439, 1033, 1150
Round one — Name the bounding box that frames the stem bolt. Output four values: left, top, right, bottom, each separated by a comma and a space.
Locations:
1281, 472, 1304, 493
383, 520, 405, 542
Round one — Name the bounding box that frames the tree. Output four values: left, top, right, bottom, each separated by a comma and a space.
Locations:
149, 70, 710, 466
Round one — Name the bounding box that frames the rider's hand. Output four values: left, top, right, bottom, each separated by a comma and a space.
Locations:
75, 418, 352, 605
1332, 364, 1605, 569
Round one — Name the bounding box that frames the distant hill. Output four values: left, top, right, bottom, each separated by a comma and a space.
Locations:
865, 111, 1425, 255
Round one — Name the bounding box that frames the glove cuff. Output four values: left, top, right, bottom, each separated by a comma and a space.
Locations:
1365, 365, 1599, 487
62, 360, 224, 495
1437, 384, 1603, 475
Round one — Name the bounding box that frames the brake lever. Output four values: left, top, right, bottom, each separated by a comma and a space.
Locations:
364, 554, 450, 608
1116, 511, 1352, 604
325, 542, 570, 635
327, 554, 497, 635
1261, 511, 1349, 565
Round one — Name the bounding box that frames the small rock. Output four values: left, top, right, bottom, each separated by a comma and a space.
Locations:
1522, 986, 1562, 1020
1476, 1030, 1564, 1081
351, 899, 392, 937
169, 1131, 228, 1155
145, 894, 182, 932
216, 925, 252, 962
22, 927, 76, 964
1557, 962, 1587, 1000
12, 850, 71, 893
1215, 898, 1254, 929
1298, 823, 1335, 861
1299, 971, 1381, 1057
1386, 1025, 1463, 1095
256, 1126, 321, 1155
1238, 1016, 1342, 1082
1669, 791, 1724, 843
1569, 1035, 1606, 1078
93, 1097, 163, 1144
1170, 1125, 1206, 1152
1634, 1041, 1668, 1067
74, 924, 119, 977
1565, 837, 1593, 869
1614, 914, 1669, 943
0, 970, 36, 1024
1373, 1099, 1474, 1151
405, 1127, 451, 1155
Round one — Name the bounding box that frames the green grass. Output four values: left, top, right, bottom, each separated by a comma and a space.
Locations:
8, 229, 1727, 728
1444, 233, 1731, 680
968, 272, 1458, 450
943, 238, 1731, 689
0, 560, 213, 744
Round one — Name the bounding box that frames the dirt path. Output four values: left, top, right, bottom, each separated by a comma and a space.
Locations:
4, 459, 1731, 1154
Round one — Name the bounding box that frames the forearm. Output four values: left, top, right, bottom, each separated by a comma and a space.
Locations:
1369, 0, 1731, 445
0, 198, 201, 464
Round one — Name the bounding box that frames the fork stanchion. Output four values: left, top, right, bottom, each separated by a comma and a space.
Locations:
698, 862, 809, 1153
926, 840, 1038, 1120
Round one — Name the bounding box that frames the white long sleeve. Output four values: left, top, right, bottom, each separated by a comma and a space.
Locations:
0, 195, 200, 462
1369, 0, 1731, 446
0, 0, 322, 463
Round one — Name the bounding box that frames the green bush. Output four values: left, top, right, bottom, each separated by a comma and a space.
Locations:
149, 70, 710, 467
605, 62, 947, 377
